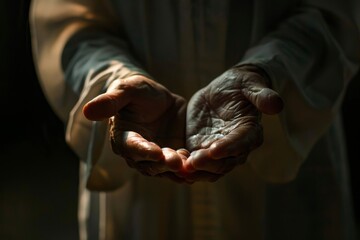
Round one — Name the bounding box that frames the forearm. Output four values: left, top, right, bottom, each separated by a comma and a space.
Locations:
62, 27, 148, 95
238, 4, 360, 182
30, 0, 140, 190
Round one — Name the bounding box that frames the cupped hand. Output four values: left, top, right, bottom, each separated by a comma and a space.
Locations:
83, 75, 188, 182
183, 66, 284, 182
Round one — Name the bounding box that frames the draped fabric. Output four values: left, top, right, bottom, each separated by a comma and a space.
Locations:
30, 0, 360, 239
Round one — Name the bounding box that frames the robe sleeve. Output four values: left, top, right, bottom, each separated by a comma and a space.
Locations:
238, 1, 360, 183
30, 0, 147, 190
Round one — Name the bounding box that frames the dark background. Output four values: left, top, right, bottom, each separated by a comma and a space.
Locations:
0, 1, 79, 240
0, 1, 359, 239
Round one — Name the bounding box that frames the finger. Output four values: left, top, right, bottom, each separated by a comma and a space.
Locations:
183, 149, 209, 172
250, 88, 284, 115
133, 161, 171, 177
176, 148, 190, 158
184, 148, 225, 174
175, 148, 191, 177
162, 148, 183, 171
233, 66, 284, 114
242, 74, 283, 115
83, 88, 131, 121
130, 148, 183, 176
208, 126, 262, 160
185, 149, 245, 174
111, 131, 164, 162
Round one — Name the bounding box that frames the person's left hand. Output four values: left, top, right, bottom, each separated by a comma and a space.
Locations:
182, 66, 283, 182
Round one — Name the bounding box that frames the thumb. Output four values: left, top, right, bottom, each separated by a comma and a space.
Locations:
83, 88, 131, 121
247, 86, 284, 115
235, 65, 283, 115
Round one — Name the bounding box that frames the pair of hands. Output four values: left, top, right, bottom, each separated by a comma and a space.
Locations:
82, 66, 283, 184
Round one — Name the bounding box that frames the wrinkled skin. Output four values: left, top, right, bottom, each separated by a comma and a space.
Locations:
83, 66, 283, 184
83, 75, 188, 183
182, 66, 283, 182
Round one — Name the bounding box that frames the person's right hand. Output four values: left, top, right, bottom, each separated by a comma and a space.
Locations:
82, 75, 188, 183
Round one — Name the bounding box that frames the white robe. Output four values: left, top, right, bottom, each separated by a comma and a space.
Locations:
30, 0, 360, 239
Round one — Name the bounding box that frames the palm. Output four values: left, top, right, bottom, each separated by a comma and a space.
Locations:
187, 81, 261, 152
187, 69, 264, 154
111, 87, 186, 149
183, 67, 283, 181
84, 75, 187, 181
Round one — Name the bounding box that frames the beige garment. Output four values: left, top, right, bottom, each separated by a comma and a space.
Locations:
30, 0, 360, 239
